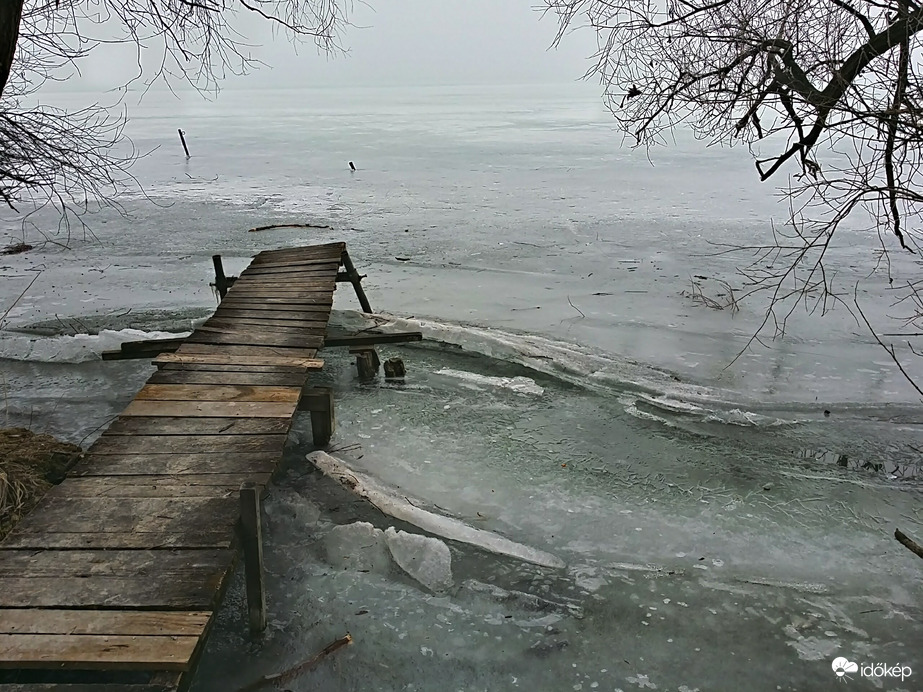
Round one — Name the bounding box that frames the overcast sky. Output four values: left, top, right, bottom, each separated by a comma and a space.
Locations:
68, 1, 598, 93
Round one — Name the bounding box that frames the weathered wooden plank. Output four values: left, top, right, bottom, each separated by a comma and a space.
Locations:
323, 331, 423, 347
185, 330, 323, 349
91, 434, 285, 455
104, 416, 292, 435
177, 344, 318, 358
251, 246, 344, 263
210, 308, 332, 322
0, 528, 232, 549
153, 353, 323, 369
145, 369, 305, 386
226, 284, 336, 293
250, 251, 342, 263
71, 453, 279, 476
121, 400, 296, 419
254, 241, 343, 258
217, 297, 333, 309
0, 611, 210, 637
7, 497, 236, 536
0, 550, 230, 581
244, 257, 340, 269
0, 634, 200, 671
201, 318, 329, 334
135, 384, 301, 403
45, 475, 272, 498
228, 279, 338, 289
157, 362, 310, 374
0, 684, 176, 692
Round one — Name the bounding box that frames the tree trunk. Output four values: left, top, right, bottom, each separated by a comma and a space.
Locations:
0, 0, 24, 100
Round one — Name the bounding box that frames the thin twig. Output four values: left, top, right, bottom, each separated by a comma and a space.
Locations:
566, 295, 585, 318
238, 633, 353, 692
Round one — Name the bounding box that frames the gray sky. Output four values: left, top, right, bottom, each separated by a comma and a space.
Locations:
70, 1, 597, 92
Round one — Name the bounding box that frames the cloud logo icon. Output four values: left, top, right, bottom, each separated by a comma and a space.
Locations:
832, 657, 859, 677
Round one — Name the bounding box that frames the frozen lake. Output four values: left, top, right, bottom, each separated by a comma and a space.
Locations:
0, 83, 920, 690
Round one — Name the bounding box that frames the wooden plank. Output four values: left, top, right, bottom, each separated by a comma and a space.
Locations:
0, 610, 207, 638
0, 633, 200, 671
153, 353, 323, 369
71, 453, 279, 476
135, 384, 301, 403
121, 400, 291, 419
324, 331, 423, 347
245, 257, 340, 269
201, 318, 329, 333
0, 550, 229, 581
157, 362, 311, 374
252, 245, 344, 263
177, 344, 319, 358
226, 284, 336, 294
255, 241, 343, 256
0, 684, 176, 692
210, 308, 332, 322
7, 497, 237, 536
185, 330, 323, 349
239, 265, 339, 277
121, 400, 296, 419
46, 475, 272, 498
145, 369, 305, 386
104, 416, 291, 435
217, 296, 333, 308
91, 434, 285, 455
0, 530, 233, 550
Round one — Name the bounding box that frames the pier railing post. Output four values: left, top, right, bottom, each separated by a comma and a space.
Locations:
213, 255, 229, 300
340, 250, 373, 313
239, 482, 266, 634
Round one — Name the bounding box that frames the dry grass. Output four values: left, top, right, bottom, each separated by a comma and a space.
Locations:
0, 428, 82, 540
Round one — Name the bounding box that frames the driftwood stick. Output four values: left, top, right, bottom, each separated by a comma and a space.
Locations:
895, 528, 923, 560
247, 223, 332, 233
238, 633, 353, 692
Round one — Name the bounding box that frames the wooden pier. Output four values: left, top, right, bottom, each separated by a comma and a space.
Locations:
0, 242, 413, 691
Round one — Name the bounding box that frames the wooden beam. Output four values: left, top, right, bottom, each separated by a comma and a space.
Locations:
323, 331, 422, 348
239, 483, 266, 634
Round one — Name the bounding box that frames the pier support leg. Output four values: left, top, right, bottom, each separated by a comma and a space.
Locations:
299, 386, 335, 447
383, 357, 406, 380
351, 347, 380, 382
239, 482, 266, 634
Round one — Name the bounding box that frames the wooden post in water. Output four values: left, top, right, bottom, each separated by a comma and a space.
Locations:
299, 386, 335, 447
213, 255, 228, 300
178, 128, 190, 158
340, 250, 373, 313
384, 357, 406, 380
351, 346, 380, 382
239, 482, 266, 634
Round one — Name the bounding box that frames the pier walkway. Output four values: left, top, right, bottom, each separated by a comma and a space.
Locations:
0, 241, 361, 691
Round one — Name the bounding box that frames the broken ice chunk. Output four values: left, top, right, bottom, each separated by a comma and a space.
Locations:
324, 522, 391, 574
385, 527, 453, 592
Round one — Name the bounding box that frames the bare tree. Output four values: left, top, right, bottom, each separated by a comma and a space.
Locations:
0, 1, 350, 245
544, 0, 923, 385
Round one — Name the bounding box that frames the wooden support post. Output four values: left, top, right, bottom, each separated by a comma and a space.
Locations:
213, 254, 229, 300
384, 357, 406, 380
178, 128, 191, 158
341, 250, 373, 313
239, 482, 266, 634
351, 346, 380, 382
299, 386, 335, 447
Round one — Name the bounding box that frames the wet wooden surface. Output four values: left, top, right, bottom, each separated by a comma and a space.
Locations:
0, 242, 345, 689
